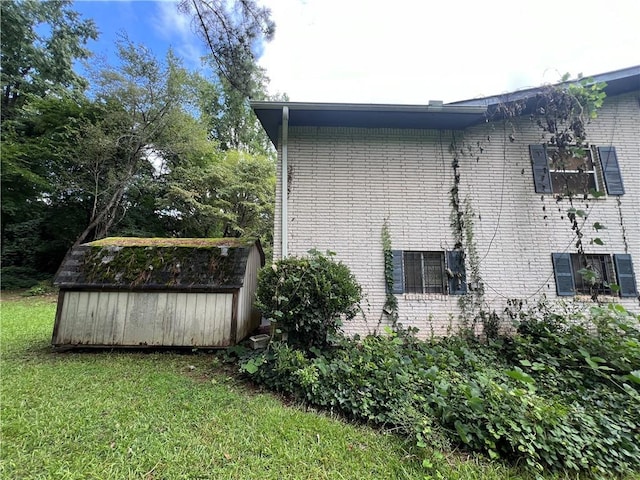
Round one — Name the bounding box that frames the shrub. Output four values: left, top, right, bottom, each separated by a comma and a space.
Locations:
240, 304, 640, 477
255, 249, 362, 350
0, 266, 51, 290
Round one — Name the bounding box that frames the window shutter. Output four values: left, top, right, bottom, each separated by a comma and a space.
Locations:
391, 250, 404, 294
597, 146, 624, 195
447, 250, 467, 295
552, 253, 575, 296
613, 254, 637, 297
529, 144, 552, 193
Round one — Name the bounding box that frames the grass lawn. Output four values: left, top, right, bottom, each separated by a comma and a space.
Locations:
0, 295, 604, 480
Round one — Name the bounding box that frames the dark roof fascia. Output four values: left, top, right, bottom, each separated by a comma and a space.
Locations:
447, 65, 640, 109
251, 101, 487, 148
57, 285, 240, 293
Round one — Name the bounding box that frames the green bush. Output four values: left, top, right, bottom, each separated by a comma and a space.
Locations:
0, 266, 51, 290
240, 304, 640, 477
255, 249, 362, 350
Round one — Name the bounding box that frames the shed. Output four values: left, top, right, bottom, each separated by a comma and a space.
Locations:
52, 237, 265, 348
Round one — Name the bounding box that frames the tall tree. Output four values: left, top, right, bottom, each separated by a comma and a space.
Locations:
0, 0, 97, 121
194, 73, 272, 155
69, 40, 213, 245
177, 0, 275, 98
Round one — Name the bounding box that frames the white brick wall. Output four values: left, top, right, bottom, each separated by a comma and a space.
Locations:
273, 92, 640, 337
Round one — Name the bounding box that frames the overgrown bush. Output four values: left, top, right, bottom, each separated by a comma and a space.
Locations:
255, 249, 362, 350
240, 304, 640, 477
0, 266, 51, 290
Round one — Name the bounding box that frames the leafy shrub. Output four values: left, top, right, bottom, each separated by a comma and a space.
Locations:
255, 249, 362, 350
21, 280, 56, 297
240, 304, 640, 477
1, 266, 51, 290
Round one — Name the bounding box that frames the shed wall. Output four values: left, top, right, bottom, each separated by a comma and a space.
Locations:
53, 291, 234, 347
236, 245, 263, 341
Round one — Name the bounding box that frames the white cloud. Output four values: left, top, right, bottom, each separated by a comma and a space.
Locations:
259, 0, 640, 103
152, 1, 206, 68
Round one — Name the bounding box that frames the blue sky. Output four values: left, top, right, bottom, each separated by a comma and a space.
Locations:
73, 0, 640, 104
73, 1, 206, 71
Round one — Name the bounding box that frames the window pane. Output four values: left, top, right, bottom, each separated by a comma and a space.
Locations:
549, 149, 594, 171
571, 254, 613, 295
551, 172, 596, 195
404, 252, 423, 293
423, 253, 445, 293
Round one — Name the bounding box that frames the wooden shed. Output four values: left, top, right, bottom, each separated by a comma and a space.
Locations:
52, 238, 264, 348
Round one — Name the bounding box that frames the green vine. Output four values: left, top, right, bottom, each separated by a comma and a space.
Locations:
532, 75, 608, 301
381, 220, 399, 328
448, 134, 485, 329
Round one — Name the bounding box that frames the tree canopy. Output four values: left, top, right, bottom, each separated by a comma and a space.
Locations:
1, 0, 278, 289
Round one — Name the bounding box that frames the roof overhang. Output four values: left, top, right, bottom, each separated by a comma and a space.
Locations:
251, 101, 487, 148
448, 65, 640, 108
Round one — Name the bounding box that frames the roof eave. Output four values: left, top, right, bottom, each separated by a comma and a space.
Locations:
251, 101, 487, 148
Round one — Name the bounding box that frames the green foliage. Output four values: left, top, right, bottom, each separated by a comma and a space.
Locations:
0, 266, 51, 290
381, 220, 398, 327
255, 250, 362, 350
0, 0, 97, 121
177, 0, 275, 98
162, 150, 275, 253
533, 76, 606, 150
242, 304, 640, 477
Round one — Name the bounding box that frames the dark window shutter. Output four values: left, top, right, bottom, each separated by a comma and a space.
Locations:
529, 144, 552, 193
552, 253, 575, 296
391, 250, 404, 294
597, 146, 624, 195
447, 250, 467, 295
613, 254, 637, 297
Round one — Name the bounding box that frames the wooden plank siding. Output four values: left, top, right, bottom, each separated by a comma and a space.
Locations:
52, 291, 234, 347
235, 243, 263, 340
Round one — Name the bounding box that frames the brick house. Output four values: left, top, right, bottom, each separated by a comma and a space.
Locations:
252, 66, 640, 336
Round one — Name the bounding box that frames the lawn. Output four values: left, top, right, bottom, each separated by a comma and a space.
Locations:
1, 296, 614, 480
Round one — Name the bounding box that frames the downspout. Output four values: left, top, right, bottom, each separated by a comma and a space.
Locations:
281, 106, 289, 258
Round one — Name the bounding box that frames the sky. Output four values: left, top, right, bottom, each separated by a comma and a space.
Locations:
73, 0, 640, 104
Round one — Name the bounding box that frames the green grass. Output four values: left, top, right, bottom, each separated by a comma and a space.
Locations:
0, 296, 602, 480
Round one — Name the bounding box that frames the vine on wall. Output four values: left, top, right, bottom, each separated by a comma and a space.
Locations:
531, 76, 609, 300
448, 134, 485, 328
381, 220, 399, 328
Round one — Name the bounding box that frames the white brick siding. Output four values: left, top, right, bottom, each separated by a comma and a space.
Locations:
273, 92, 640, 337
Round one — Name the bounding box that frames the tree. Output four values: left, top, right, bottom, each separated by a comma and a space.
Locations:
177, 0, 275, 98
69, 40, 213, 245
194, 73, 273, 155
161, 150, 275, 248
0, 0, 97, 121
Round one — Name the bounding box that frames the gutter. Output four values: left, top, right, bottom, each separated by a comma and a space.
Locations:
250, 100, 486, 115
281, 106, 289, 258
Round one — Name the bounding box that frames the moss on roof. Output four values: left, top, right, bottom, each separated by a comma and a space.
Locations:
55, 237, 260, 291
86, 237, 255, 248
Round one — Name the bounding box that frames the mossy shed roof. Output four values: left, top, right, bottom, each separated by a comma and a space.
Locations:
54, 237, 263, 291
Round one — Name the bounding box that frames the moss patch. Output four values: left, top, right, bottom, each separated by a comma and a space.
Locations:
69, 238, 255, 289
86, 237, 255, 249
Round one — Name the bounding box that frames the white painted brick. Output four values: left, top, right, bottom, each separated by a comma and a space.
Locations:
273, 92, 640, 337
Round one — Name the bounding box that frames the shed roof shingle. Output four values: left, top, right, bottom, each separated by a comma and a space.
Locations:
54, 238, 260, 291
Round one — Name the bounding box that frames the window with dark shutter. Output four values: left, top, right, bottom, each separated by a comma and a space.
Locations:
391, 250, 404, 294
552, 253, 575, 296
552, 253, 636, 298
613, 254, 638, 297
530, 144, 616, 196
529, 144, 552, 193
597, 146, 625, 195
447, 250, 467, 295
